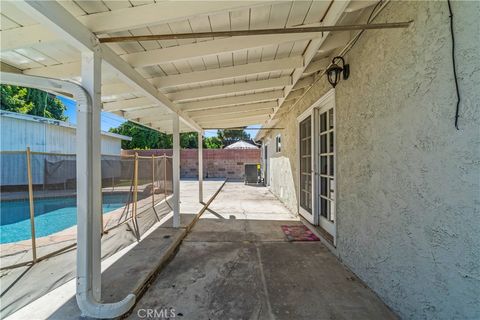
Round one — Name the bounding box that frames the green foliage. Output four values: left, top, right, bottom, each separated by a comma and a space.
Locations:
217, 129, 250, 143
180, 132, 198, 149
110, 121, 252, 150
0, 85, 67, 121
110, 121, 172, 149
203, 136, 223, 149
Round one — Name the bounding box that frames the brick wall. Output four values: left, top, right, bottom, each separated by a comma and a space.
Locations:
122, 149, 260, 179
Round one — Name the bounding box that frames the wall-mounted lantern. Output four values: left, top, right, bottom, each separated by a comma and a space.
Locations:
326, 56, 350, 88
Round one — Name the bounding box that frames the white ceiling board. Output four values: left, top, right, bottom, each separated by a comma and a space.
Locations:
0, 13, 20, 30
0, 51, 42, 69
0, 1, 37, 26
74, 1, 110, 15
14, 48, 59, 66
268, 2, 292, 28
102, 1, 132, 11
58, 1, 86, 17
304, 1, 332, 24
286, 1, 312, 27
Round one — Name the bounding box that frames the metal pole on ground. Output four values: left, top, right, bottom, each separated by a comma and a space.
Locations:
172, 114, 180, 228
151, 154, 155, 207
151, 154, 159, 221
163, 154, 167, 200
26, 147, 37, 263
198, 132, 203, 203
132, 152, 140, 240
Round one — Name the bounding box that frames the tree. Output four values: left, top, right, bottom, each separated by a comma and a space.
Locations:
0, 85, 67, 121
180, 132, 198, 149
203, 136, 223, 149
110, 121, 225, 149
217, 129, 250, 143
110, 121, 171, 149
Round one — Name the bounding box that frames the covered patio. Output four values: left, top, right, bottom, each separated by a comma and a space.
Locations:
1, 1, 478, 319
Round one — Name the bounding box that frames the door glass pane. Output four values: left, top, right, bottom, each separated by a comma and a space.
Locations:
320, 156, 327, 174
320, 177, 327, 196
320, 113, 327, 132
320, 134, 327, 153
329, 108, 334, 129
329, 155, 334, 176
320, 198, 328, 218
329, 132, 334, 153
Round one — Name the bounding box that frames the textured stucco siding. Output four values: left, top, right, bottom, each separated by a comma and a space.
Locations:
262, 1, 480, 319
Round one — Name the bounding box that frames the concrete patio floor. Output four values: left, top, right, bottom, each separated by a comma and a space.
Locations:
128, 182, 396, 320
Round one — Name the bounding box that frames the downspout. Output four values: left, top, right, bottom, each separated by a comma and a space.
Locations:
0, 73, 135, 318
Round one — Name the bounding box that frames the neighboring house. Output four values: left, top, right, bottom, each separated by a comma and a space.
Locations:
0, 110, 131, 186
0, 110, 131, 154
224, 140, 259, 149
256, 2, 479, 319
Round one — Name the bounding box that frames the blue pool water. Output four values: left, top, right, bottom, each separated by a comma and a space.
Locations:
0, 194, 128, 244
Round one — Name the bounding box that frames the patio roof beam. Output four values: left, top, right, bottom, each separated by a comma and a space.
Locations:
100, 21, 412, 43
168, 77, 291, 102
103, 97, 155, 112
197, 116, 271, 128
186, 101, 277, 117
14, 0, 202, 133
122, 107, 172, 119
178, 90, 284, 111
191, 109, 271, 121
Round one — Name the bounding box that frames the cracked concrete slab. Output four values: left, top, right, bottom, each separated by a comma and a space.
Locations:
128, 183, 396, 320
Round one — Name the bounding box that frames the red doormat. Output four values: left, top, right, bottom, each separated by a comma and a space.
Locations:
281, 225, 320, 241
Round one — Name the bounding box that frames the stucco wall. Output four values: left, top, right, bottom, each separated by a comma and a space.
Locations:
262, 1, 480, 319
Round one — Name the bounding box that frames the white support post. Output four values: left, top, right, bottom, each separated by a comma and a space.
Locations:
172, 114, 181, 227
77, 53, 134, 318
198, 132, 204, 203
79, 51, 102, 301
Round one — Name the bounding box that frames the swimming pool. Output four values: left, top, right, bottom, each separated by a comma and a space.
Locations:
0, 194, 128, 244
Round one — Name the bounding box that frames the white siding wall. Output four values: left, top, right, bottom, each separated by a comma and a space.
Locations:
0, 116, 123, 154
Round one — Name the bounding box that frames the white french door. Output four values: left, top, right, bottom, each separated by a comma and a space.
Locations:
315, 104, 336, 238
297, 90, 336, 240
298, 114, 314, 222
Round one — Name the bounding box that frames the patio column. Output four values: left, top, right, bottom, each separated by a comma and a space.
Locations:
172, 114, 180, 227
198, 131, 203, 203
79, 51, 102, 301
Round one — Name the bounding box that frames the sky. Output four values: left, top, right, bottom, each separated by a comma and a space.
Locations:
58, 96, 259, 138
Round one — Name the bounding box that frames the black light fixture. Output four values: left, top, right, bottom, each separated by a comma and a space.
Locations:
326, 56, 350, 88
